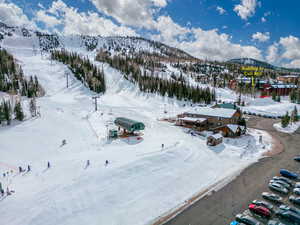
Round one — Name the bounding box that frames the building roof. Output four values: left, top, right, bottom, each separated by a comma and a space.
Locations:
185, 107, 237, 119
227, 124, 245, 133
209, 133, 223, 139
179, 117, 207, 123
216, 103, 236, 109
271, 84, 298, 88
114, 117, 145, 131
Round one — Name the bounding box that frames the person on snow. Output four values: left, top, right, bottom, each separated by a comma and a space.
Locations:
105, 160, 109, 167
19, 166, 23, 173
86, 160, 90, 167
47, 161, 51, 169
0, 188, 4, 196
6, 187, 10, 195
27, 165, 31, 172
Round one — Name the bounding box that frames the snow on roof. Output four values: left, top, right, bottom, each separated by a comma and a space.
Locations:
209, 133, 223, 139
271, 84, 297, 88
180, 117, 207, 122
227, 124, 245, 133
185, 107, 237, 118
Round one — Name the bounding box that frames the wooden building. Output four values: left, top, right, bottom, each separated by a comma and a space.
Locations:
213, 124, 246, 137
176, 117, 208, 131
263, 83, 298, 96
179, 108, 241, 129
277, 75, 299, 84
207, 133, 223, 146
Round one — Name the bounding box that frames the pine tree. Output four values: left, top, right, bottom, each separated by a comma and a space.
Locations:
29, 97, 37, 117
14, 101, 24, 121
281, 111, 290, 128
292, 106, 299, 122
3, 101, 11, 125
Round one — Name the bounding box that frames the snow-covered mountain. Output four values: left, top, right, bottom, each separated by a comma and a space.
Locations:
0, 22, 195, 61
0, 23, 273, 225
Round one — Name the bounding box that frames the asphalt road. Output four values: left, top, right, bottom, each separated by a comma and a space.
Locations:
164, 117, 300, 225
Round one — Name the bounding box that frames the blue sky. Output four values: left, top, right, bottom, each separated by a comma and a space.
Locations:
0, 0, 300, 68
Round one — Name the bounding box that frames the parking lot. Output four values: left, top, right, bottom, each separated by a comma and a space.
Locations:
164, 117, 300, 225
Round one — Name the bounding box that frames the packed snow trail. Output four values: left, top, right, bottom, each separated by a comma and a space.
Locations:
0, 41, 272, 225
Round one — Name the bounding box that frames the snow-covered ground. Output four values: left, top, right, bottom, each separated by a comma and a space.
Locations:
0, 38, 272, 225
241, 97, 300, 117
274, 121, 300, 133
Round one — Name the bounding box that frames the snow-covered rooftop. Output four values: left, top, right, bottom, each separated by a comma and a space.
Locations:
210, 133, 223, 139
179, 117, 207, 122
227, 124, 245, 133
185, 107, 237, 118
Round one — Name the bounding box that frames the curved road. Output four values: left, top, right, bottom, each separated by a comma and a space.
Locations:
164, 117, 300, 225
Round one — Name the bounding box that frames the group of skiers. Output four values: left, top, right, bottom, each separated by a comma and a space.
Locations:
1, 160, 111, 198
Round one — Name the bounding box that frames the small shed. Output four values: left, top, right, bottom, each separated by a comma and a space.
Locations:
207, 133, 223, 146
114, 117, 145, 133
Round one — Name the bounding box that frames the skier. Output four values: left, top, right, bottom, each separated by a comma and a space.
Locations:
27, 165, 31, 172
47, 161, 51, 169
0, 189, 4, 196
105, 160, 109, 167
6, 187, 10, 195
61, 139, 67, 146
19, 166, 23, 173
162, 143, 164, 149
3, 173, 5, 177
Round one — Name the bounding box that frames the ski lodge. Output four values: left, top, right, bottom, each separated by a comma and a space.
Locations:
177, 108, 241, 130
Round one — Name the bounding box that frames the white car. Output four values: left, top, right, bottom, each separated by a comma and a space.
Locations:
294, 188, 300, 195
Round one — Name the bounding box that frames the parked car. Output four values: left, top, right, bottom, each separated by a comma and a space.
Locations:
268, 182, 289, 194
252, 200, 274, 211
230, 221, 247, 225
293, 188, 300, 195
295, 182, 300, 188
280, 169, 298, 179
276, 209, 300, 224
294, 156, 300, 162
279, 204, 300, 216
249, 204, 271, 218
267, 220, 286, 225
269, 179, 291, 189
262, 192, 283, 204
236, 214, 260, 225
273, 176, 293, 186
289, 195, 300, 206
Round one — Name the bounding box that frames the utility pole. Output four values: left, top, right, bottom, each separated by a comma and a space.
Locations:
65, 71, 69, 88
92, 96, 100, 111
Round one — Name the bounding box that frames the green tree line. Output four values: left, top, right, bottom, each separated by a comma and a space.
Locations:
51, 50, 106, 94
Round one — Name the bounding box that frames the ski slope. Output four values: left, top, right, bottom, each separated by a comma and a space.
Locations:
0, 38, 272, 225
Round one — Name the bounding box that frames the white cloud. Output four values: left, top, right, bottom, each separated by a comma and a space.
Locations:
151, 16, 262, 61
234, 0, 258, 20
279, 36, 300, 60
0, 0, 36, 29
266, 43, 279, 63
90, 0, 168, 28
261, 17, 266, 22
252, 32, 270, 42
35, 0, 137, 36
216, 6, 226, 15
35, 10, 61, 28
265, 36, 300, 68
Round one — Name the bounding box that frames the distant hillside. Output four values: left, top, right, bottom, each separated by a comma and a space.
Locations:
0, 22, 196, 62
227, 58, 275, 69
227, 57, 300, 73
